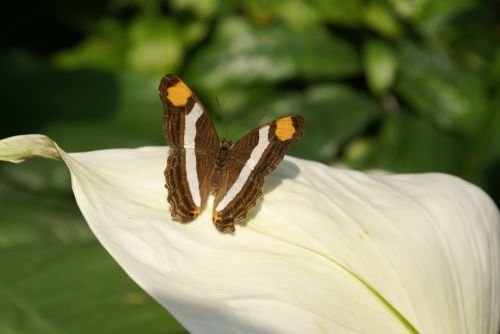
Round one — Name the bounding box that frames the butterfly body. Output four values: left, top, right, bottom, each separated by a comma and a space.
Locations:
208, 138, 228, 183
216, 139, 233, 167
159, 74, 305, 232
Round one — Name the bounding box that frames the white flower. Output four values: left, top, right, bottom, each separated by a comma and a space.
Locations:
1, 134, 499, 334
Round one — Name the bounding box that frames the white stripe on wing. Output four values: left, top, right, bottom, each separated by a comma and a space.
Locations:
215, 125, 270, 212
184, 103, 203, 207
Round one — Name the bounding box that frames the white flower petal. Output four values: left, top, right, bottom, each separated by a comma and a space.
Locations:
1, 134, 499, 334
0, 134, 60, 162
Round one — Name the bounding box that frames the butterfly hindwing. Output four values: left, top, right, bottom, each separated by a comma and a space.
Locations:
159, 75, 219, 221
160, 74, 306, 232
212, 115, 305, 232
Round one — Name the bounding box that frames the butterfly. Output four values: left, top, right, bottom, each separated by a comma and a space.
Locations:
159, 74, 305, 232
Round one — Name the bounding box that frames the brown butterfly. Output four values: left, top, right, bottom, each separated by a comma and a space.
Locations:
159, 74, 305, 232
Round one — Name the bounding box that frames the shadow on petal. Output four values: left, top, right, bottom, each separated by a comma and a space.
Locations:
237, 159, 301, 228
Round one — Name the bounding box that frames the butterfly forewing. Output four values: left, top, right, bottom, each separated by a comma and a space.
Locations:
160, 74, 305, 232
212, 115, 305, 232
159, 75, 219, 221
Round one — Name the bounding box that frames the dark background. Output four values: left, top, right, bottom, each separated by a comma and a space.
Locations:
0, 1, 499, 333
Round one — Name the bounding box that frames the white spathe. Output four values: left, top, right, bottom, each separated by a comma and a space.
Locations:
0, 134, 499, 334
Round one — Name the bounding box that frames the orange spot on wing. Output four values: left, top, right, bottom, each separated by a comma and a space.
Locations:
213, 212, 221, 223
190, 208, 201, 217
166, 80, 192, 107
275, 116, 296, 141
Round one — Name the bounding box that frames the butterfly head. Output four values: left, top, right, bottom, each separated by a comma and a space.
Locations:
220, 139, 233, 149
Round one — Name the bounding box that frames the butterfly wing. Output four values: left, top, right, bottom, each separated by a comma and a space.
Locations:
212, 115, 305, 232
159, 74, 219, 222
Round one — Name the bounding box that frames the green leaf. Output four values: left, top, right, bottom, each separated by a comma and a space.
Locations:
363, 39, 397, 95
0, 243, 186, 334
170, 0, 222, 18
127, 17, 184, 75
396, 43, 489, 135
463, 89, 500, 204
492, 48, 500, 82
244, 0, 362, 27
447, 9, 500, 77
53, 19, 127, 72
413, 0, 475, 35
388, 0, 427, 20
389, 0, 474, 35
199, 85, 281, 133
309, 0, 362, 26
343, 137, 379, 169
0, 171, 186, 333
244, 0, 320, 28
0, 172, 84, 248
375, 113, 459, 173
197, 83, 380, 162
182, 21, 210, 48
109, 72, 163, 143
0, 52, 118, 139
185, 17, 359, 90
41, 72, 164, 152
294, 85, 381, 161
362, 1, 403, 39
221, 85, 380, 161
0, 62, 161, 153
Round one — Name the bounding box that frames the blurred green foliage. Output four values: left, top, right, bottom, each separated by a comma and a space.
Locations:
0, 0, 499, 333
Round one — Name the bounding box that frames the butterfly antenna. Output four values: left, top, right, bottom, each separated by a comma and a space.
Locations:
255, 107, 275, 124
228, 106, 275, 140
228, 127, 245, 141
214, 94, 228, 139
